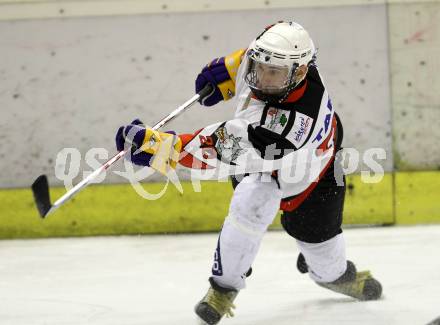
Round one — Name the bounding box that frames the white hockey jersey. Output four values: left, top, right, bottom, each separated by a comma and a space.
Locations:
178, 55, 339, 210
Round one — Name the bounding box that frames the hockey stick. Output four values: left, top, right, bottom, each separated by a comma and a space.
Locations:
31, 84, 214, 218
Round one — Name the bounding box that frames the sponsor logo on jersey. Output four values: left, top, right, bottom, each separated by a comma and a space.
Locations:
287, 112, 313, 147
264, 108, 290, 134
294, 116, 312, 142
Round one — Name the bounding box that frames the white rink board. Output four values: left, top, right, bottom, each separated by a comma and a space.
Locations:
0, 225, 439, 325
0, 5, 392, 187
389, 2, 440, 170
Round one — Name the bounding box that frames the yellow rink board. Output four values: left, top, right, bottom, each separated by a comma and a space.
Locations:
2, 171, 440, 239
0, 173, 398, 239
394, 171, 440, 224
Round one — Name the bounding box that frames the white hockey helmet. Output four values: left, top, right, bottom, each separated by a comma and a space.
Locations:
245, 21, 315, 103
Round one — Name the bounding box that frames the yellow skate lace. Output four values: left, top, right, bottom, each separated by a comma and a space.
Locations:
204, 288, 236, 318
320, 270, 373, 299
351, 271, 371, 296
338, 271, 371, 297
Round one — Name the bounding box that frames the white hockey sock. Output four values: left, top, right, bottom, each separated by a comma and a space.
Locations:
211, 173, 282, 290
296, 233, 347, 283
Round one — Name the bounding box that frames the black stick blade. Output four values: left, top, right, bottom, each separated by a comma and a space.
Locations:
31, 175, 52, 218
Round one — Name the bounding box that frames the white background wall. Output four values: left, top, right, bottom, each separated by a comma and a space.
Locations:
0, 2, 400, 187
389, 1, 440, 170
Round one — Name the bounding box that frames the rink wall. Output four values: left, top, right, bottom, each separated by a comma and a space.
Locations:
0, 174, 395, 239
1, 171, 439, 239
0, 0, 439, 238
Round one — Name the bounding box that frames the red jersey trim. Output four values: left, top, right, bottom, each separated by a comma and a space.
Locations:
279, 154, 335, 212
279, 115, 337, 212
283, 80, 308, 103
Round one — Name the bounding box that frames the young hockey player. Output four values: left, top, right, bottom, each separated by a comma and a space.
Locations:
115, 21, 382, 325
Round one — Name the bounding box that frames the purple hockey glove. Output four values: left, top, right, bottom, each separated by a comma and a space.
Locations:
195, 57, 232, 107
115, 119, 153, 166
115, 119, 177, 167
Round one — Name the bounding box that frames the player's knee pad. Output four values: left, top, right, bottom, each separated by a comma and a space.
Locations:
228, 173, 282, 235
211, 173, 282, 290
296, 233, 347, 283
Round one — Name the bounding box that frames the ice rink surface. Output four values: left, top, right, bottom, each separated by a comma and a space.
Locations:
0, 225, 439, 325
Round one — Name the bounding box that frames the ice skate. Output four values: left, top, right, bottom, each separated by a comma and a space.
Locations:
297, 253, 382, 301
195, 278, 239, 325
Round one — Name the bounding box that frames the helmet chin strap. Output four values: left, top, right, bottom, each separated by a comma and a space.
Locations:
277, 72, 307, 103
278, 62, 310, 103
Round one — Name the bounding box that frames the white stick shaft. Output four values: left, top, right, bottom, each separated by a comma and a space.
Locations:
45, 93, 201, 217
151, 93, 201, 130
